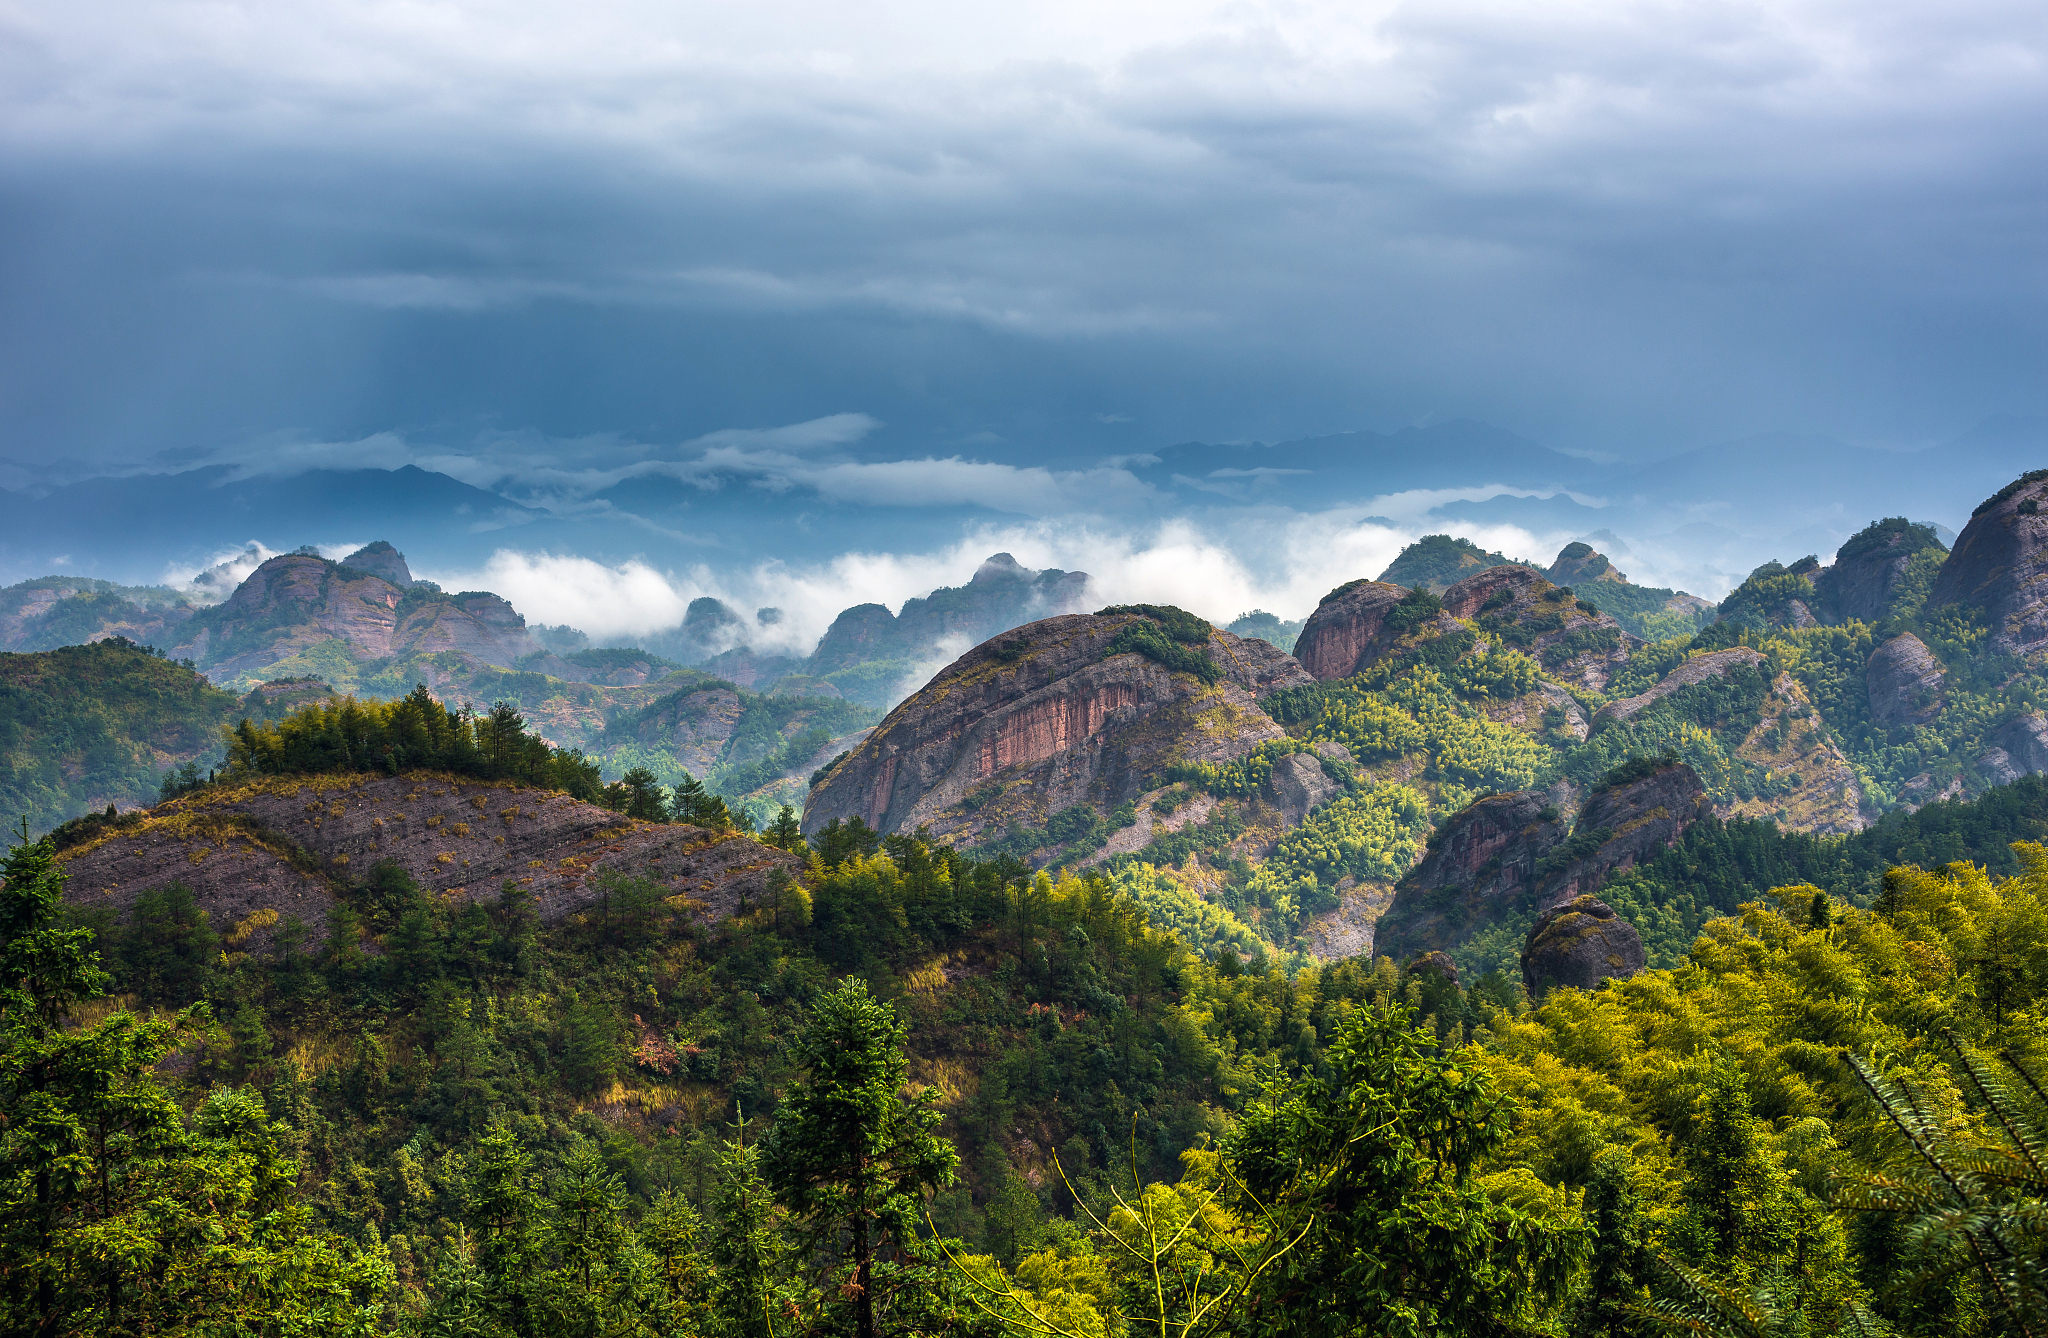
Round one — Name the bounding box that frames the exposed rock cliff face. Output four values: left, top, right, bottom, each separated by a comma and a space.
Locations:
1371, 792, 1566, 964
168, 550, 542, 685
1929, 472, 2048, 656
1813, 519, 1946, 623
1979, 713, 2048, 786
1592, 648, 1768, 730
339, 541, 414, 588
1374, 762, 1711, 965
1867, 634, 1947, 729
57, 774, 803, 954
1535, 762, 1712, 908
1291, 581, 1409, 681
1522, 896, 1646, 998
801, 610, 1313, 848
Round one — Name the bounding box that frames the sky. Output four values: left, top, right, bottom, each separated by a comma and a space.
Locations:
2, 0, 2045, 642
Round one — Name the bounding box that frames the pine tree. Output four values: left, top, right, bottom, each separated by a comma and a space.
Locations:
763, 978, 958, 1338
765, 804, 806, 853
709, 1131, 791, 1338
0, 821, 389, 1335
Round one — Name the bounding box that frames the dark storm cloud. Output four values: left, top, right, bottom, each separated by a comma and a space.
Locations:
0, 0, 2043, 589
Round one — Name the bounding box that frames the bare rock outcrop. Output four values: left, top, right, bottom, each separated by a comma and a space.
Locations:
1979, 713, 2048, 786
339, 541, 414, 588
1533, 761, 1712, 909
1292, 581, 1410, 681
56, 774, 803, 955
1372, 791, 1566, 964
1813, 519, 1947, 624
1521, 896, 1646, 998
801, 610, 1313, 850
1866, 634, 1947, 730
1592, 648, 1768, 731
1929, 472, 2048, 656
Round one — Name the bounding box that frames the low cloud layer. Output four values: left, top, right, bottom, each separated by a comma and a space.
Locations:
422, 507, 1599, 658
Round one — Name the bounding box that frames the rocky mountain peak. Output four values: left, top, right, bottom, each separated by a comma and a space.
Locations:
1813, 517, 1947, 624
166, 551, 542, 686
1291, 580, 1410, 681
971, 552, 1030, 584
1444, 565, 1640, 692
1378, 534, 1524, 594
808, 554, 1094, 684
339, 541, 414, 588
1546, 541, 1628, 586
801, 610, 1311, 852
1929, 471, 2048, 656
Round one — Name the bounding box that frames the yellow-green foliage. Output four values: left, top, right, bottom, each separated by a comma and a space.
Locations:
1104, 862, 1271, 964
1472, 848, 2048, 1316
1445, 644, 1542, 700
1303, 665, 1549, 798
1243, 784, 1430, 930
1161, 739, 1317, 798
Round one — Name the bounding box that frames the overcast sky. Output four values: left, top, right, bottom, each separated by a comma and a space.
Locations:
2, 0, 2044, 625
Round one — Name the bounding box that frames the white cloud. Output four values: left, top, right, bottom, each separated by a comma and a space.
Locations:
419, 495, 1661, 665
162, 541, 284, 599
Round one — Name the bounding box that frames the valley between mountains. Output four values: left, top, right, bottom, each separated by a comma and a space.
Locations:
11, 473, 2048, 987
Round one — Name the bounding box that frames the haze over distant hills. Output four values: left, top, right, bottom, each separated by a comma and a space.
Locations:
4, 415, 2043, 650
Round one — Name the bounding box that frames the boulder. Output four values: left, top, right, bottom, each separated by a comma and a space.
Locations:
1291, 580, 1409, 680
1372, 791, 1567, 963
1522, 896, 1646, 998
1929, 472, 2048, 656
1591, 648, 1768, 731
1866, 633, 1947, 730
1407, 951, 1460, 987
801, 610, 1314, 853
1265, 749, 1347, 824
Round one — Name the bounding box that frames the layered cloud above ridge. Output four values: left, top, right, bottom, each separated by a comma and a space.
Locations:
421, 508, 1593, 655
2, 0, 2043, 474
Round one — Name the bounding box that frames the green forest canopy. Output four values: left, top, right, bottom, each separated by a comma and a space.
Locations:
17, 762, 2048, 1334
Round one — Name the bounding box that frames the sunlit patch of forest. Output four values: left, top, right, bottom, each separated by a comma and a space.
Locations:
13, 753, 2048, 1333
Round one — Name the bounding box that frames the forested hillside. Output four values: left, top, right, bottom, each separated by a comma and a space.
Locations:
0, 639, 246, 831
15, 738, 2048, 1335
